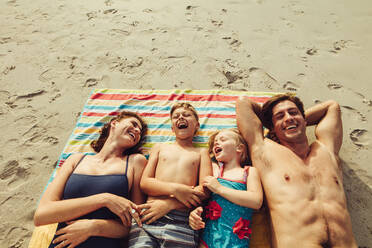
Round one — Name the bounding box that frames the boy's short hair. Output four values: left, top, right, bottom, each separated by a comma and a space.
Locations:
170, 102, 199, 121
261, 93, 305, 129
208, 128, 250, 166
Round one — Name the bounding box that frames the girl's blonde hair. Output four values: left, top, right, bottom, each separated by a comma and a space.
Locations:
208, 128, 250, 166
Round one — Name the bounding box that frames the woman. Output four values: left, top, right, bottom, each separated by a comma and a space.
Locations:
34, 111, 148, 248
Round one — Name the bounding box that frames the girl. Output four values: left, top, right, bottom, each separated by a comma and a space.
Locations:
34, 111, 148, 248
189, 128, 263, 248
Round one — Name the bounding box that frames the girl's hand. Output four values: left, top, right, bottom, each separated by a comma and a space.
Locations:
189, 206, 205, 230
138, 199, 173, 224
202, 176, 221, 194
52, 219, 94, 248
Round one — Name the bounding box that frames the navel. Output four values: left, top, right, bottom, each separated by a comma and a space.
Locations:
284, 174, 290, 181
334, 177, 339, 185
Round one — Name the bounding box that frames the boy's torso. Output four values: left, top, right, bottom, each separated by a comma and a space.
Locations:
154, 143, 201, 186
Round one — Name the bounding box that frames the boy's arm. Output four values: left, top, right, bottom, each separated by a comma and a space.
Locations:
138, 197, 186, 224
305, 100, 342, 154
236, 96, 265, 156
140, 144, 204, 208
203, 167, 263, 210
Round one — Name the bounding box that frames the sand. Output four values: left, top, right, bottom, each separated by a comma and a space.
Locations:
0, 0, 371, 247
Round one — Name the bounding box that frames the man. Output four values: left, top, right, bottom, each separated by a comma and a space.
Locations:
236, 93, 357, 248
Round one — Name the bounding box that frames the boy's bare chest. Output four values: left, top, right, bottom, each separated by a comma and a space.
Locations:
158, 148, 200, 168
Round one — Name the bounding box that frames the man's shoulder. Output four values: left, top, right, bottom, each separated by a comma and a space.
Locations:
251, 138, 282, 167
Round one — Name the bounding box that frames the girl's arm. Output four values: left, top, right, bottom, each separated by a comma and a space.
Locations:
34, 154, 138, 227
203, 167, 263, 209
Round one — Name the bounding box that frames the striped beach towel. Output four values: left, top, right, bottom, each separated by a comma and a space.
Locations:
29, 89, 275, 248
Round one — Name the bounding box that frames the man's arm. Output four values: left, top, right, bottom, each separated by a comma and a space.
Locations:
305, 100, 342, 154
236, 96, 265, 154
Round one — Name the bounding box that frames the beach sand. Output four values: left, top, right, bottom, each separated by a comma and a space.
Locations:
0, 0, 371, 247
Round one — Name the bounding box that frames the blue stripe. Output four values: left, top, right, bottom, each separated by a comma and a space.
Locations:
76, 122, 236, 130
84, 104, 235, 113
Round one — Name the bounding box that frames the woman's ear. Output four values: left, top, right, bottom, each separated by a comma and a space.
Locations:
110, 120, 118, 130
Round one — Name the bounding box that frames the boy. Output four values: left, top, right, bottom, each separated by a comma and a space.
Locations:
128, 103, 212, 248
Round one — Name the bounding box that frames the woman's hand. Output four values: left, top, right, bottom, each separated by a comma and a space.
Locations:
189, 206, 205, 230
52, 219, 94, 248
104, 194, 142, 227
202, 176, 222, 194
138, 199, 173, 224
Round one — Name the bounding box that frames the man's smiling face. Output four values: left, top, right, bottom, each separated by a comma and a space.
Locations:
271, 100, 307, 143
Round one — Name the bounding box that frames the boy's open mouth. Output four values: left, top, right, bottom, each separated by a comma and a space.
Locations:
177, 121, 188, 129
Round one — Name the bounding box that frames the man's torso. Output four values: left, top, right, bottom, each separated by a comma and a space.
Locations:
255, 139, 356, 248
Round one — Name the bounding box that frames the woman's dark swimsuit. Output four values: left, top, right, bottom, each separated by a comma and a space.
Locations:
48, 155, 130, 248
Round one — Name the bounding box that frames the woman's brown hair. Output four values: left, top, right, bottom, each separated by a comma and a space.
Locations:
90, 111, 147, 155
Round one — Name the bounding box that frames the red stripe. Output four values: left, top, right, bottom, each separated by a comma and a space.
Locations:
82, 112, 236, 118
57, 160, 65, 167
91, 93, 269, 103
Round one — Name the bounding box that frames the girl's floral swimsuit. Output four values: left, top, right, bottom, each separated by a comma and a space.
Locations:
200, 165, 253, 248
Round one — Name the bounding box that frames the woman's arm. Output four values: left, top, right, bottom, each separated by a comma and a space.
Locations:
51, 219, 129, 247
203, 167, 263, 210
130, 153, 147, 205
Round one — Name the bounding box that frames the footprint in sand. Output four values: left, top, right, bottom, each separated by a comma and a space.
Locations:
349, 129, 370, 147
211, 20, 223, 27
84, 78, 99, 87
341, 106, 366, 122
247, 67, 279, 90
330, 40, 355, 53
86, 11, 98, 20
0, 160, 19, 180
0, 159, 30, 188
327, 82, 372, 108
2, 65, 16, 75
174, 81, 185, 88
306, 48, 318, 56
103, 9, 118, 14
283, 81, 299, 91
327, 82, 342, 90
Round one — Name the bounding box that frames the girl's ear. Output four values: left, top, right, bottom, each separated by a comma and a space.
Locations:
236, 143, 244, 153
